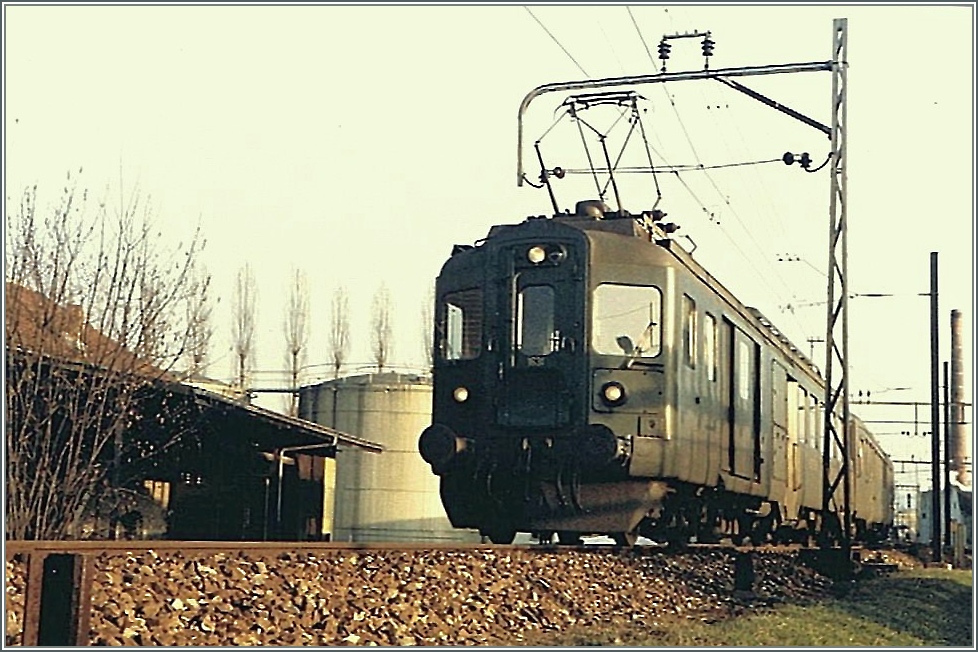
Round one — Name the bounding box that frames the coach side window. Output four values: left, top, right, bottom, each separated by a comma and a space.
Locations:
592, 284, 662, 358
811, 397, 822, 452
683, 295, 697, 369
441, 288, 483, 360
703, 312, 717, 381
798, 387, 809, 446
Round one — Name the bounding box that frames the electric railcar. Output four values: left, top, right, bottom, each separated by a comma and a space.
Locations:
418, 200, 894, 546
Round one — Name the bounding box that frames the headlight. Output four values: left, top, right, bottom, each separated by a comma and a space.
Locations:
527, 246, 547, 264
453, 386, 470, 403
600, 381, 627, 407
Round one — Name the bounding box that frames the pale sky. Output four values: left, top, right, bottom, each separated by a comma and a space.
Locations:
4, 3, 975, 487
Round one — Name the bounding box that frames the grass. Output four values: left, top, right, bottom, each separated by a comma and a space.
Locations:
520, 568, 974, 647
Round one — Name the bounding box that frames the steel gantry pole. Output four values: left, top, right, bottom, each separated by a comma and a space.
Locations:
821, 18, 851, 549
514, 19, 853, 549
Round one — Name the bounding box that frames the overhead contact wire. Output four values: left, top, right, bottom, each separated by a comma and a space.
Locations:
629, 6, 807, 337
525, 7, 590, 78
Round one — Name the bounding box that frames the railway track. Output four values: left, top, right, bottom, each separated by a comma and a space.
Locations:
5, 540, 912, 646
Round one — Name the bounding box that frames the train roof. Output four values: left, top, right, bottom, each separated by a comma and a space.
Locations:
542, 207, 825, 382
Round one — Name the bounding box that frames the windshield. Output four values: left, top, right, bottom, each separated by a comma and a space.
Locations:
592, 283, 662, 358
440, 288, 483, 360
517, 284, 556, 356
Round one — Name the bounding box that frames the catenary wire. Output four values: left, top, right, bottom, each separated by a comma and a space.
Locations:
524, 7, 590, 78
626, 7, 809, 337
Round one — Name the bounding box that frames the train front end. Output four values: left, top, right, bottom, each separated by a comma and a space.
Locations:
418, 213, 667, 543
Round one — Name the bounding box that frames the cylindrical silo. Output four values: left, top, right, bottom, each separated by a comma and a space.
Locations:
298, 372, 480, 543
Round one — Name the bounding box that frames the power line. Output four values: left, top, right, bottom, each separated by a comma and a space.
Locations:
524, 7, 590, 78
627, 6, 816, 342
626, 6, 656, 67
559, 157, 784, 174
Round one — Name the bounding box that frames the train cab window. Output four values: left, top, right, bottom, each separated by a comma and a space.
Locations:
441, 288, 483, 360
517, 285, 555, 356
703, 312, 717, 381
683, 295, 697, 368
592, 284, 662, 358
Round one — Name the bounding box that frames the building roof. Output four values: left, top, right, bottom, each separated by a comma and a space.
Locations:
168, 381, 384, 453
6, 281, 383, 455
5, 281, 165, 377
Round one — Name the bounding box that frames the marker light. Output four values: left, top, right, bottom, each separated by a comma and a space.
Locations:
600, 381, 627, 407
453, 386, 470, 403
527, 246, 547, 264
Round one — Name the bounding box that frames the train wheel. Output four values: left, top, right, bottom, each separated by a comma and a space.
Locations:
612, 531, 638, 547
483, 527, 516, 545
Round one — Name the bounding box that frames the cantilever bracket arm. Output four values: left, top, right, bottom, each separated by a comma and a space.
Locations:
516, 60, 833, 186
713, 77, 831, 136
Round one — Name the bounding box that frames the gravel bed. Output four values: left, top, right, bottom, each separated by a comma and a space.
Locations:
6, 547, 834, 646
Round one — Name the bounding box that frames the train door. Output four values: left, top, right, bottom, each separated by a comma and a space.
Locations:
494, 242, 585, 429
771, 360, 788, 489
771, 361, 803, 519
726, 319, 761, 481
787, 385, 803, 502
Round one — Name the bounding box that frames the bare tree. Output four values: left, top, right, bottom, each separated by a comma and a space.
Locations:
283, 268, 309, 416
371, 283, 394, 373
421, 283, 435, 372
4, 170, 207, 540
231, 263, 257, 390
327, 286, 350, 379
184, 267, 213, 378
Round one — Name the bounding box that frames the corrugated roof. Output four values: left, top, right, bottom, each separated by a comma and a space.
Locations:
170, 382, 384, 453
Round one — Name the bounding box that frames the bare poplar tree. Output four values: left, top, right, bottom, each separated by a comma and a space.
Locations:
283, 268, 309, 416
184, 267, 213, 378
4, 171, 207, 540
371, 283, 394, 373
231, 263, 257, 390
421, 284, 435, 371
327, 286, 350, 379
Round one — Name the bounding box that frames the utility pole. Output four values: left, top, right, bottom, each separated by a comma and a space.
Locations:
807, 336, 824, 361
821, 18, 851, 550
943, 360, 951, 560
929, 252, 941, 561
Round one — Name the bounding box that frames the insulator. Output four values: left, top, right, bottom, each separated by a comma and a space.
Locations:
782, 152, 795, 165
799, 152, 812, 169
657, 41, 671, 60
702, 37, 715, 57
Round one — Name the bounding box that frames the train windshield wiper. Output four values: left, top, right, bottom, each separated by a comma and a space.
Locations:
616, 321, 657, 369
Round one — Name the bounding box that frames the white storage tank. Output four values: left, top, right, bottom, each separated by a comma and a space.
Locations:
299, 372, 479, 543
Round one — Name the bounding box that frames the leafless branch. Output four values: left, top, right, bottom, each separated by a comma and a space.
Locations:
283, 268, 309, 416
4, 171, 207, 539
371, 283, 393, 373
327, 286, 350, 379
231, 263, 257, 389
